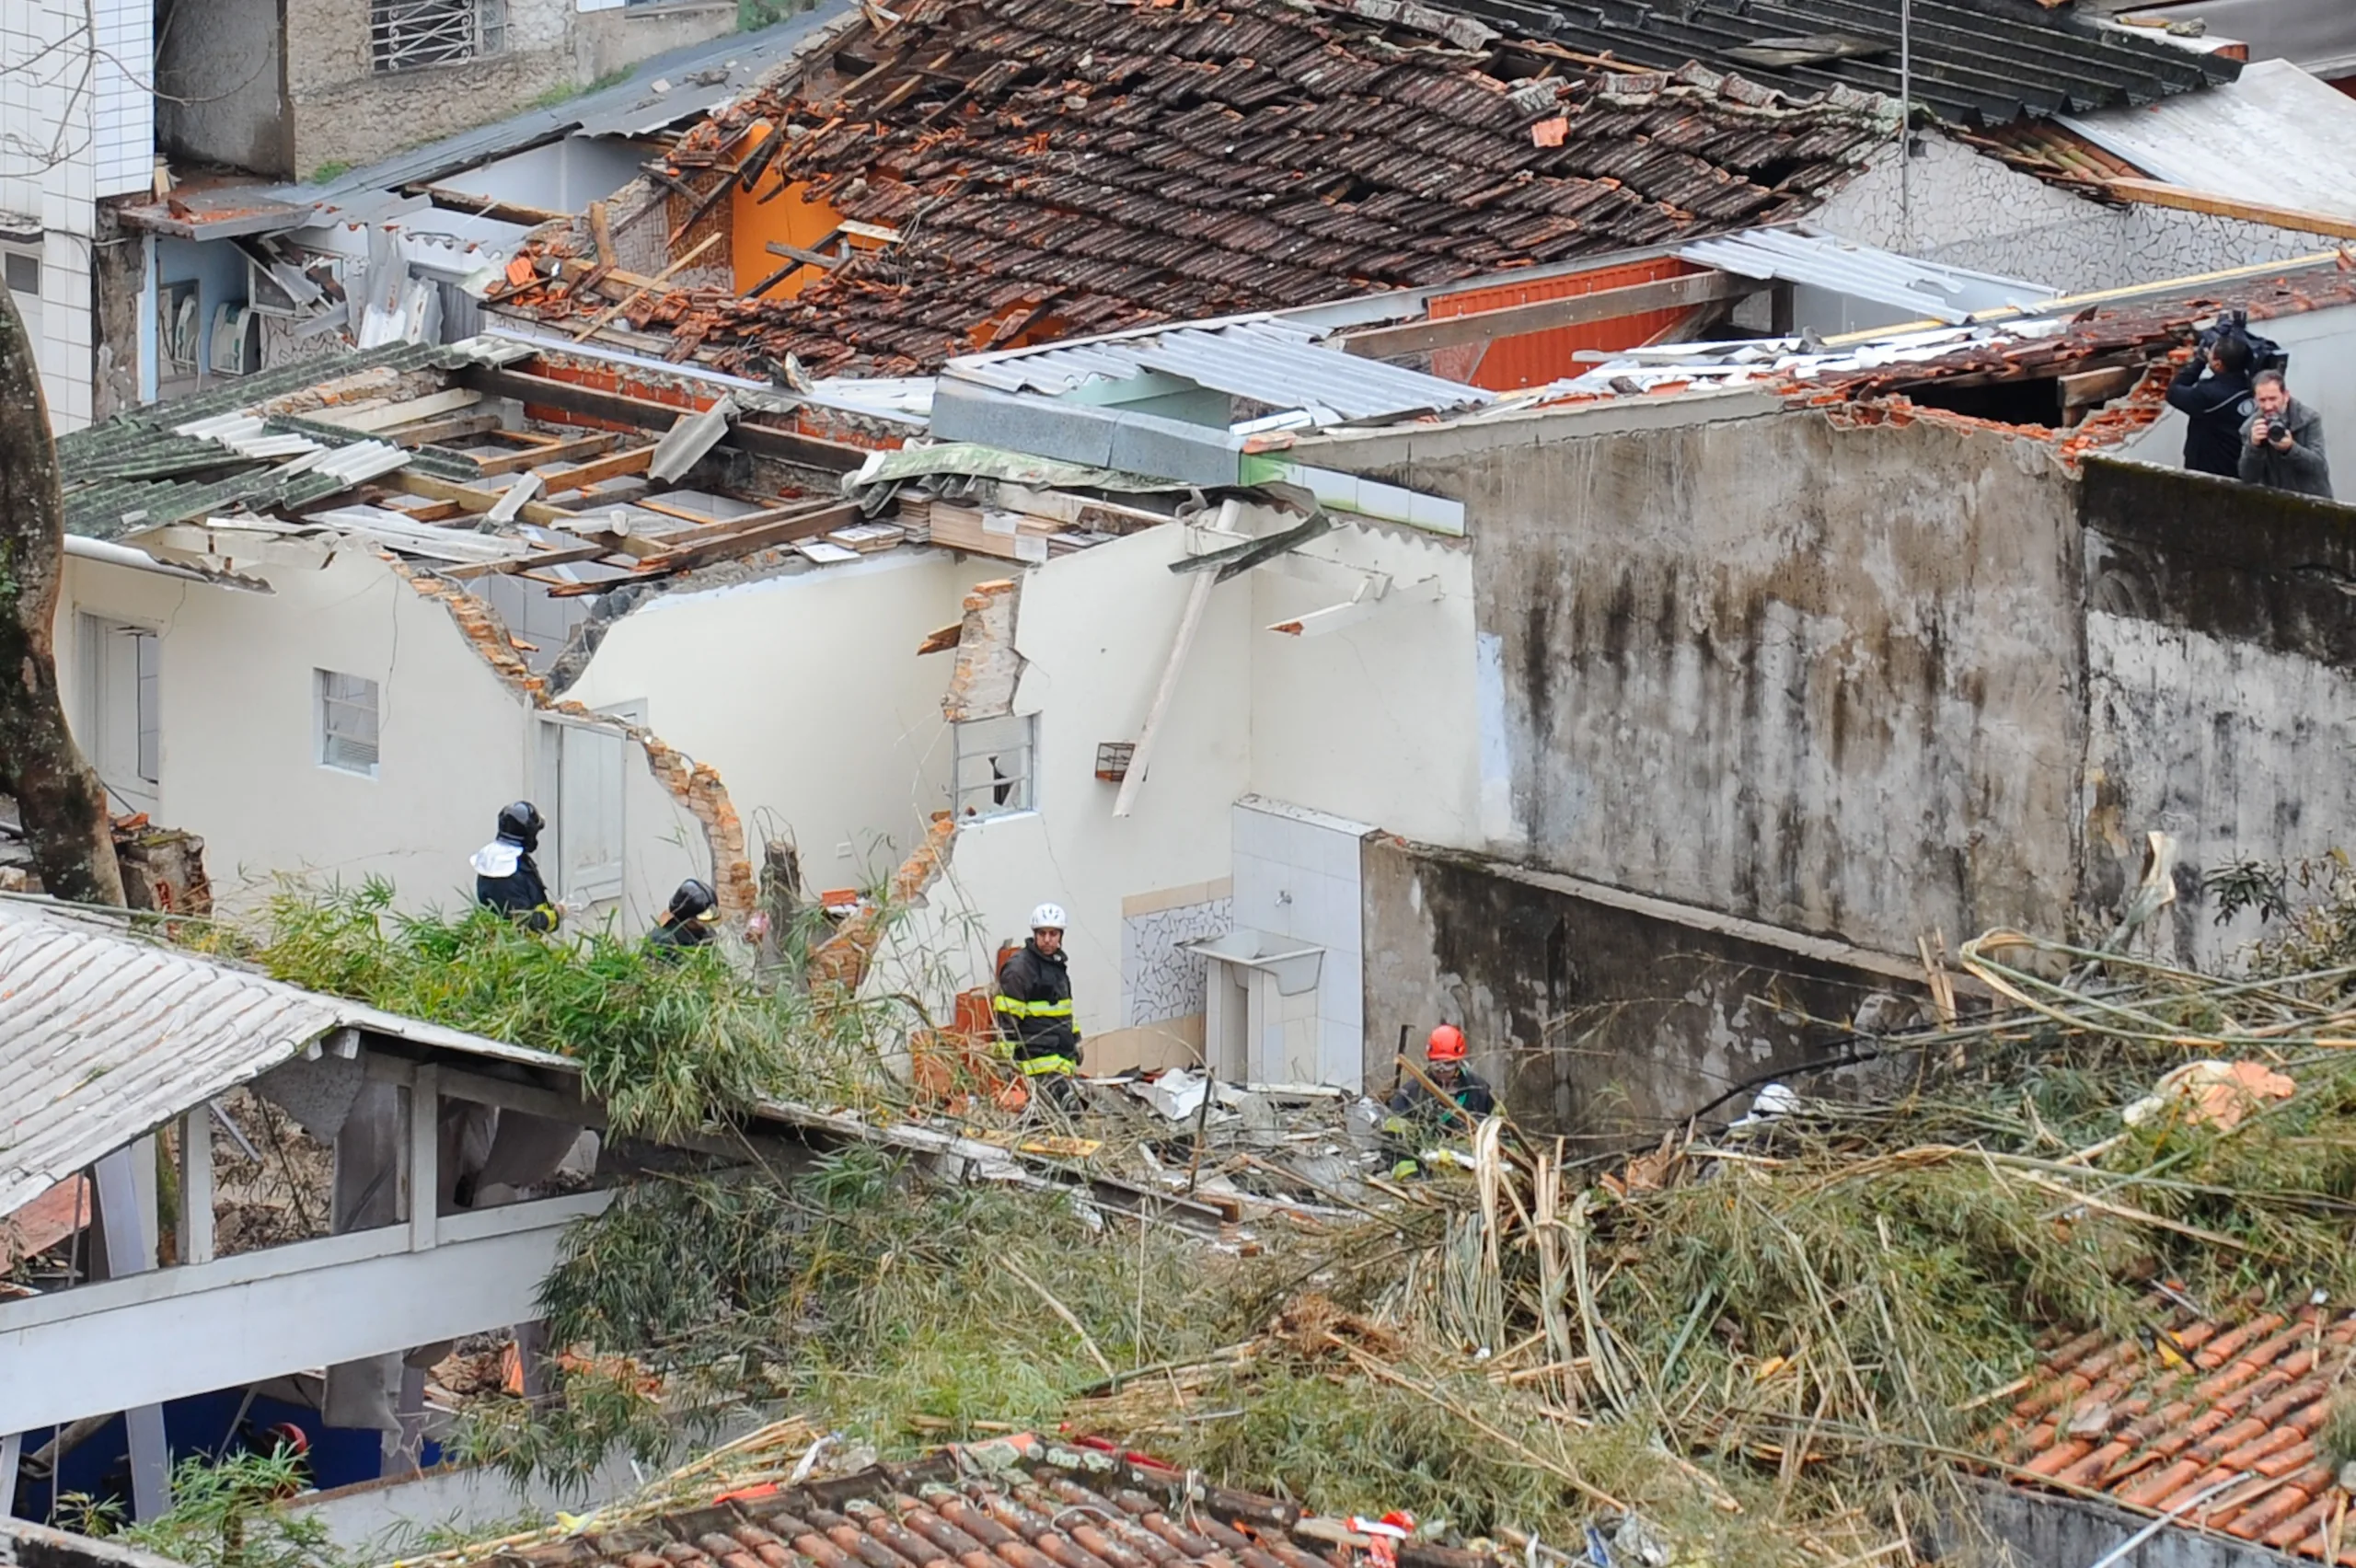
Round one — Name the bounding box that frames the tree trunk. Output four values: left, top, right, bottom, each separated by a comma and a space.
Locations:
0, 279, 125, 905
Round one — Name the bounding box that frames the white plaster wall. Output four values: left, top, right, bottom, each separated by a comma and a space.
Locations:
563, 551, 990, 887
1246, 519, 1479, 846
0, 0, 152, 431
2115, 301, 2356, 481
1815, 135, 2329, 297
58, 551, 707, 928
871, 525, 1253, 1058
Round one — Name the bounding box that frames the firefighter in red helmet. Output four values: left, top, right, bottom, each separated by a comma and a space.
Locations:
1383, 1024, 1496, 1178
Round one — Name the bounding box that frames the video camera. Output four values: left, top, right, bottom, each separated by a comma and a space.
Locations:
2198, 309, 2291, 375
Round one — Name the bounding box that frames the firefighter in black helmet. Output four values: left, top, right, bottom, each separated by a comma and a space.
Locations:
473, 801, 559, 931
647, 877, 721, 957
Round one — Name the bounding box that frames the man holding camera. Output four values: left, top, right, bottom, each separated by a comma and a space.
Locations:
2166, 328, 2255, 478
2238, 370, 2334, 501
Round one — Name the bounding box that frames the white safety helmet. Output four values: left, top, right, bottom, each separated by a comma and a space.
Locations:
1031, 902, 1068, 931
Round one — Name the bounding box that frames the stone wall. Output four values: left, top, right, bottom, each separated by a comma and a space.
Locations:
283, 0, 733, 176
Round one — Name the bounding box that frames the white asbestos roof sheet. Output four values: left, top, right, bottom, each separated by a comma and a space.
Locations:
945, 317, 1495, 423
1677, 230, 2055, 324
2062, 58, 2356, 222
0, 901, 557, 1217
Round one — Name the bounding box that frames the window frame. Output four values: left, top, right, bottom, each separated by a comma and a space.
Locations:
316, 669, 382, 778
952, 712, 1036, 821
369, 0, 508, 74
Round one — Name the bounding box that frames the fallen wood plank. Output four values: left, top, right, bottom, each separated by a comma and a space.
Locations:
1341, 271, 1758, 358
439, 538, 630, 580
917, 618, 963, 654
589, 199, 617, 271
315, 388, 482, 432
541, 444, 659, 493
470, 432, 619, 477
396, 411, 505, 448
571, 232, 721, 342
765, 238, 845, 271
634, 501, 863, 571
417, 187, 576, 227
2102, 178, 2356, 243
385, 470, 583, 530
2058, 364, 2139, 409
456, 365, 870, 472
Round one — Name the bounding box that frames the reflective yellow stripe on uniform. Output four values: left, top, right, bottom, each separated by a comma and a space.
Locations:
992, 995, 1075, 1019
1019, 1055, 1080, 1077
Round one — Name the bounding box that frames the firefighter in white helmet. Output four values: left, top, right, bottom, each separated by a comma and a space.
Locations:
995, 902, 1080, 1101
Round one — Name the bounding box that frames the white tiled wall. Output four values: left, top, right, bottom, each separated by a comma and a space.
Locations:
1230, 797, 1369, 1087
91, 0, 156, 199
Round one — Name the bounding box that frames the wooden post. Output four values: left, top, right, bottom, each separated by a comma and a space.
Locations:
178, 1106, 214, 1266
407, 1066, 439, 1252
92, 1149, 170, 1521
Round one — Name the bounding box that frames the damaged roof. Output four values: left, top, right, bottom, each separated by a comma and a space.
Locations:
1439, 0, 2238, 127
1995, 1300, 2356, 1559
0, 900, 549, 1218
467, 1435, 1490, 1568
512, 0, 1895, 376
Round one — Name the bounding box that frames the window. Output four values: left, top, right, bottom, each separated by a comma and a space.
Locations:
78, 617, 159, 814
4, 251, 36, 298
371, 0, 507, 72
318, 670, 381, 776
953, 714, 1034, 820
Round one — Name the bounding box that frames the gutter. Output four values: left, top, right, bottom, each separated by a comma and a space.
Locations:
63, 536, 274, 594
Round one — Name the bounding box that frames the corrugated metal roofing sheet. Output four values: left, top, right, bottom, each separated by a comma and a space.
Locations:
0, 901, 555, 1218
2061, 57, 2356, 222
945, 318, 1494, 422
1678, 228, 2056, 323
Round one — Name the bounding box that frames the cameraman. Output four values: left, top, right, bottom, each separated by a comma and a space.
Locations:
2166, 327, 2255, 478
2238, 370, 2334, 501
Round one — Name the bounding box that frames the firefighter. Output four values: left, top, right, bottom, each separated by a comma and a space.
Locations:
647, 878, 721, 957
995, 903, 1081, 1103
1383, 1024, 1496, 1178
472, 801, 559, 932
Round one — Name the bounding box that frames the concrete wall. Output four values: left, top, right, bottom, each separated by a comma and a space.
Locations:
2078, 455, 2356, 967
285, 0, 733, 176
56, 550, 709, 928
2115, 303, 2356, 488
562, 550, 990, 888
1360, 837, 1921, 1130
1958, 1482, 2294, 1568
1311, 403, 2088, 958
156, 0, 290, 177
1816, 134, 2330, 295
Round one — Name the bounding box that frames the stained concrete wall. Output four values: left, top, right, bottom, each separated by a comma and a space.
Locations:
1311, 404, 2088, 959
284, 0, 733, 177
156, 0, 290, 177
1360, 836, 1921, 1133
2079, 455, 2356, 967
1957, 1482, 2295, 1568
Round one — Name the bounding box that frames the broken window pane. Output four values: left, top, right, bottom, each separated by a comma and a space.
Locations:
370, 0, 507, 72
318, 670, 381, 776
953, 713, 1035, 820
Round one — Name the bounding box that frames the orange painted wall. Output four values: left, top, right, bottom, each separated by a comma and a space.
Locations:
729, 123, 853, 298
1426, 256, 1707, 391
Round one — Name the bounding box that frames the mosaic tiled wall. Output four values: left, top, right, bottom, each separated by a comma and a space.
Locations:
1122, 888, 1233, 1026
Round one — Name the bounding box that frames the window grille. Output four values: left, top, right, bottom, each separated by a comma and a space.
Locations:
318, 670, 381, 776
371, 0, 507, 72
953, 714, 1034, 820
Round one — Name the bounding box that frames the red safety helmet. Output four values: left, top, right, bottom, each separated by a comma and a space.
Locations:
1426, 1024, 1468, 1062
